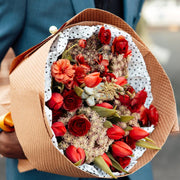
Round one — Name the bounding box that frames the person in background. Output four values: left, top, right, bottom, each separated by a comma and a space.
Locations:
0, 0, 153, 180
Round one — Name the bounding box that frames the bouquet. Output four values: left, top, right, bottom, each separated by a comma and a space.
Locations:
45, 24, 160, 178
0, 9, 178, 178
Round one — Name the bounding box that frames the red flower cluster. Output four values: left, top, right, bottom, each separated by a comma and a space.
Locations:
68, 114, 91, 136
98, 26, 111, 44
119, 88, 147, 113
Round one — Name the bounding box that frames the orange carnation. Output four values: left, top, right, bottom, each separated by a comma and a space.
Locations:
51, 59, 75, 85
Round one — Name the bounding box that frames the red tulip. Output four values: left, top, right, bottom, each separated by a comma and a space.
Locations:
47, 93, 63, 110
112, 141, 133, 157
96, 102, 113, 109
129, 127, 149, 140
107, 125, 125, 140
65, 145, 86, 165
84, 72, 102, 88
115, 77, 127, 86
79, 39, 87, 48
101, 153, 112, 167
52, 122, 66, 136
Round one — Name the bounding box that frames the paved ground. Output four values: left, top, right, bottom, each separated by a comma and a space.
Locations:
0, 29, 179, 180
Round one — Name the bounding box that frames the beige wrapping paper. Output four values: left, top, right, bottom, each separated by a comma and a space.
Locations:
0, 8, 178, 177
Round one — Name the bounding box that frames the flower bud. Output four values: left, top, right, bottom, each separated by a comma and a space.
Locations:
129, 127, 149, 140
101, 153, 112, 167
65, 145, 85, 165
107, 125, 125, 140
51, 122, 66, 137
112, 141, 133, 157
96, 102, 113, 109
79, 39, 87, 48
84, 72, 102, 88
47, 93, 63, 110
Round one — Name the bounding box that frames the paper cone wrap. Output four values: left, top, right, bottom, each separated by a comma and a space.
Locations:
0, 9, 178, 177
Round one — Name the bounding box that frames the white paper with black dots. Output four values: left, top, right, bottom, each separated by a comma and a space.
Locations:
44, 25, 154, 177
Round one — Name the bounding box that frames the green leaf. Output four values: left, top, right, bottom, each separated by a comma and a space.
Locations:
124, 126, 133, 131
103, 120, 113, 128
107, 116, 122, 124
74, 86, 84, 97
106, 152, 129, 174
136, 140, 161, 150
144, 137, 156, 144
94, 156, 117, 179
74, 159, 82, 166
120, 116, 134, 123
91, 106, 117, 117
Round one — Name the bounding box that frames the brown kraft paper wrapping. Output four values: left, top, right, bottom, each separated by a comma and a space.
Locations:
0, 8, 178, 177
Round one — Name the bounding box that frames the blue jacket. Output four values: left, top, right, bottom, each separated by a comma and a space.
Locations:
0, 0, 153, 180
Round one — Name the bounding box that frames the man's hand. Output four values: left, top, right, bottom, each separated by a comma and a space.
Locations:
0, 131, 26, 159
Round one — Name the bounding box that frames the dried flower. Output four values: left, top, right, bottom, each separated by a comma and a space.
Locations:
98, 26, 111, 44
51, 59, 75, 86
129, 127, 149, 140
102, 72, 116, 82
112, 141, 133, 158
68, 114, 91, 136
107, 125, 125, 140
84, 72, 102, 88
63, 90, 82, 112
47, 93, 63, 110
52, 122, 66, 137
65, 145, 86, 165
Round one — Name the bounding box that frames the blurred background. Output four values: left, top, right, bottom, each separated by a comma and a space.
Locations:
0, 0, 179, 179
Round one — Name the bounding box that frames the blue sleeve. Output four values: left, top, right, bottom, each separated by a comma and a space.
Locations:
0, 0, 26, 63
123, 0, 144, 29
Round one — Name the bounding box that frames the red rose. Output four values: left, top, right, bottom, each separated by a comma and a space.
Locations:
68, 114, 91, 136
47, 93, 63, 110
112, 36, 129, 55
128, 88, 147, 113
98, 26, 111, 44
63, 90, 82, 112
52, 122, 66, 137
